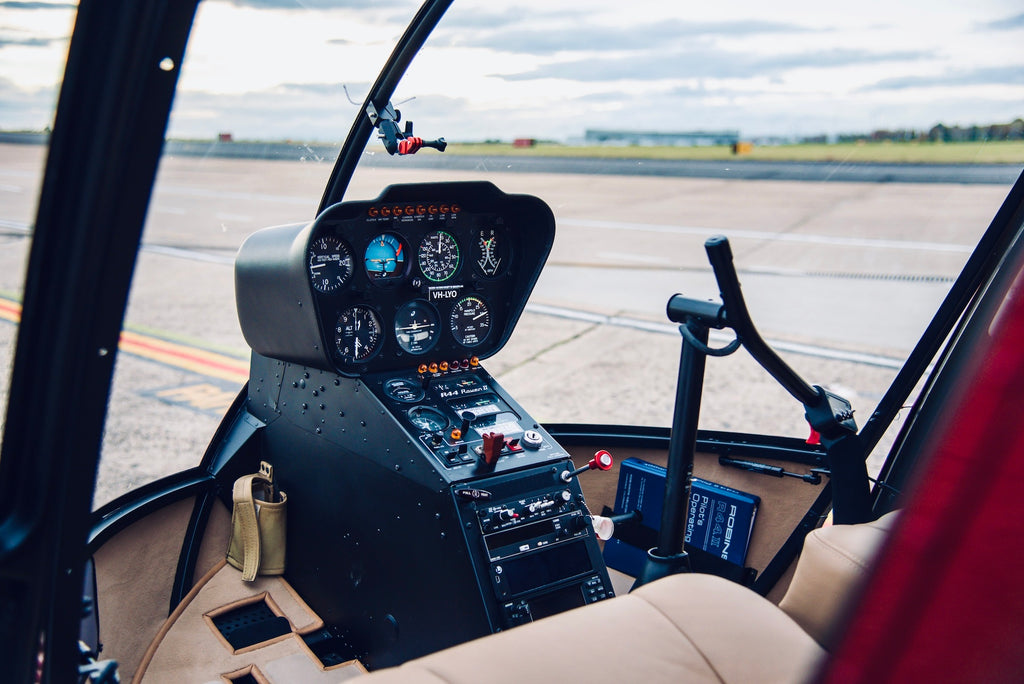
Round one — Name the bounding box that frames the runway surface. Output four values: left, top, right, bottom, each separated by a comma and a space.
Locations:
0, 142, 1016, 504
362, 153, 1024, 185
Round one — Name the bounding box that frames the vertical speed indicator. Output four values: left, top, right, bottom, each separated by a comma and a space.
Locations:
308, 235, 354, 293
449, 295, 491, 348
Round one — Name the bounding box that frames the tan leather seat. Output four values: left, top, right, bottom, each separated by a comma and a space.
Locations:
779, 510, 900, 648
354, 573, 825, 683
355, 513, 900, 682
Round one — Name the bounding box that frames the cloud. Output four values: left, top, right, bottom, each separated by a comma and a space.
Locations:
441, 6, 576, 27
499, 46, 930, 82
0, 76, 58, 130
164, 78, 483, 143
755, 48, 931, 70
863, 65, 1024, 91
0, 1, 76, 9
0, 35, 66, 49
212, 0, 404, 9
977, 12, 1024, 30
436, 17, 814, 55
167, 81, 371, 140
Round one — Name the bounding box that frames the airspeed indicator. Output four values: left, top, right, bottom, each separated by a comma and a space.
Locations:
418, 230, 460, 282
450, 295, 491, 348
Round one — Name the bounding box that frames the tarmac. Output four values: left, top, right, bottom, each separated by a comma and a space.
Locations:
0, 143, 1014, 506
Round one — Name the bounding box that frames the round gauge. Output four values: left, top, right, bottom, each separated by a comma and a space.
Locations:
418, 231, 460, 282
472, 227, 509, 278
308, 235, 354, 293
407, 405, 449, 433
364, 233, 407, 282
383, 377, 426, 403
450, 295, 492, 348
334, 306, 383, 363
394, 300, 440, 355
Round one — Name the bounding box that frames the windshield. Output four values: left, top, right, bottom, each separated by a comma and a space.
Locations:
351, 0, 1023, 468
0, 1, 77, 444
3, 1, 1021, 508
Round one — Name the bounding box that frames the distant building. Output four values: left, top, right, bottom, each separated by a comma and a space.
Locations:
584, 128, 740, 147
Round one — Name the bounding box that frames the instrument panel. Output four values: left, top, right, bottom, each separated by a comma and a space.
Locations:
307, 183, 553, 375
235, 182, 555, 376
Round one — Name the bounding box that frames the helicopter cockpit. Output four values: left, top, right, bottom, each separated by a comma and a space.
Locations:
3, 0, 1023, 682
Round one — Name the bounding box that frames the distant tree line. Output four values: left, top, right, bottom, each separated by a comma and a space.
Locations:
833, 119, 1024, 143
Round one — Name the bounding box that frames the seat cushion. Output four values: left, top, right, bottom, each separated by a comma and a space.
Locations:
779, 511, 900, 648
355, 573, 825, 683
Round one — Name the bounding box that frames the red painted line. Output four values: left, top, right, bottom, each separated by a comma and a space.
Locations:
119, 331, 248, 378
0, 297, 249, 384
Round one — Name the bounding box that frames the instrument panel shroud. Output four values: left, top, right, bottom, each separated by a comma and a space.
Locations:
235, 181, 555, 376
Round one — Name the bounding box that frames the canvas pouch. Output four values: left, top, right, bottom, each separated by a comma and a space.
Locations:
226, 461, 287, 581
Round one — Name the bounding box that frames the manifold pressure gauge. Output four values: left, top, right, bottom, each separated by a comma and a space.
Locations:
450, 295, 491, 348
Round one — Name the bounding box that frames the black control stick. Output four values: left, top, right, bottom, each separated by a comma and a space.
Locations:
667, 236, 872, 524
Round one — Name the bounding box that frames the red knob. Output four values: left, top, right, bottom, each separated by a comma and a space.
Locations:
591, 450, 614, 471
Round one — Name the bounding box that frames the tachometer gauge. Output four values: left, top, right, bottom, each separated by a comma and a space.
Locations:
364, 233, 407, 282
407, 405, 449, 433
418, 231, 460, 282
308, 235, 354, 293
450, 295, 491, 348
335, 306, 383, 363
472, 227, 508, 278
394, 300, 439, 355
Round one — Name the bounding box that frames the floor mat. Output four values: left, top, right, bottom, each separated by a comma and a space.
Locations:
134, 560, 366, 683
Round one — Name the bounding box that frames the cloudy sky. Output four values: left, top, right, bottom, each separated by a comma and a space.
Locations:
2, 0, 1022, 142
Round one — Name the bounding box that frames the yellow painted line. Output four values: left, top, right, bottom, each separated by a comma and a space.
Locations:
119, 331, 248, 384
0, 297, 249, 385
154, 383, 241, 414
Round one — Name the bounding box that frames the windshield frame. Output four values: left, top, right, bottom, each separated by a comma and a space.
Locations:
318, 0, 452, 215
0, 1, 199, 680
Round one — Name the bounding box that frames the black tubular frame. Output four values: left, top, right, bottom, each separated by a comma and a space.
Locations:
0, 1, 199, 681
317, 0, 454, 216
